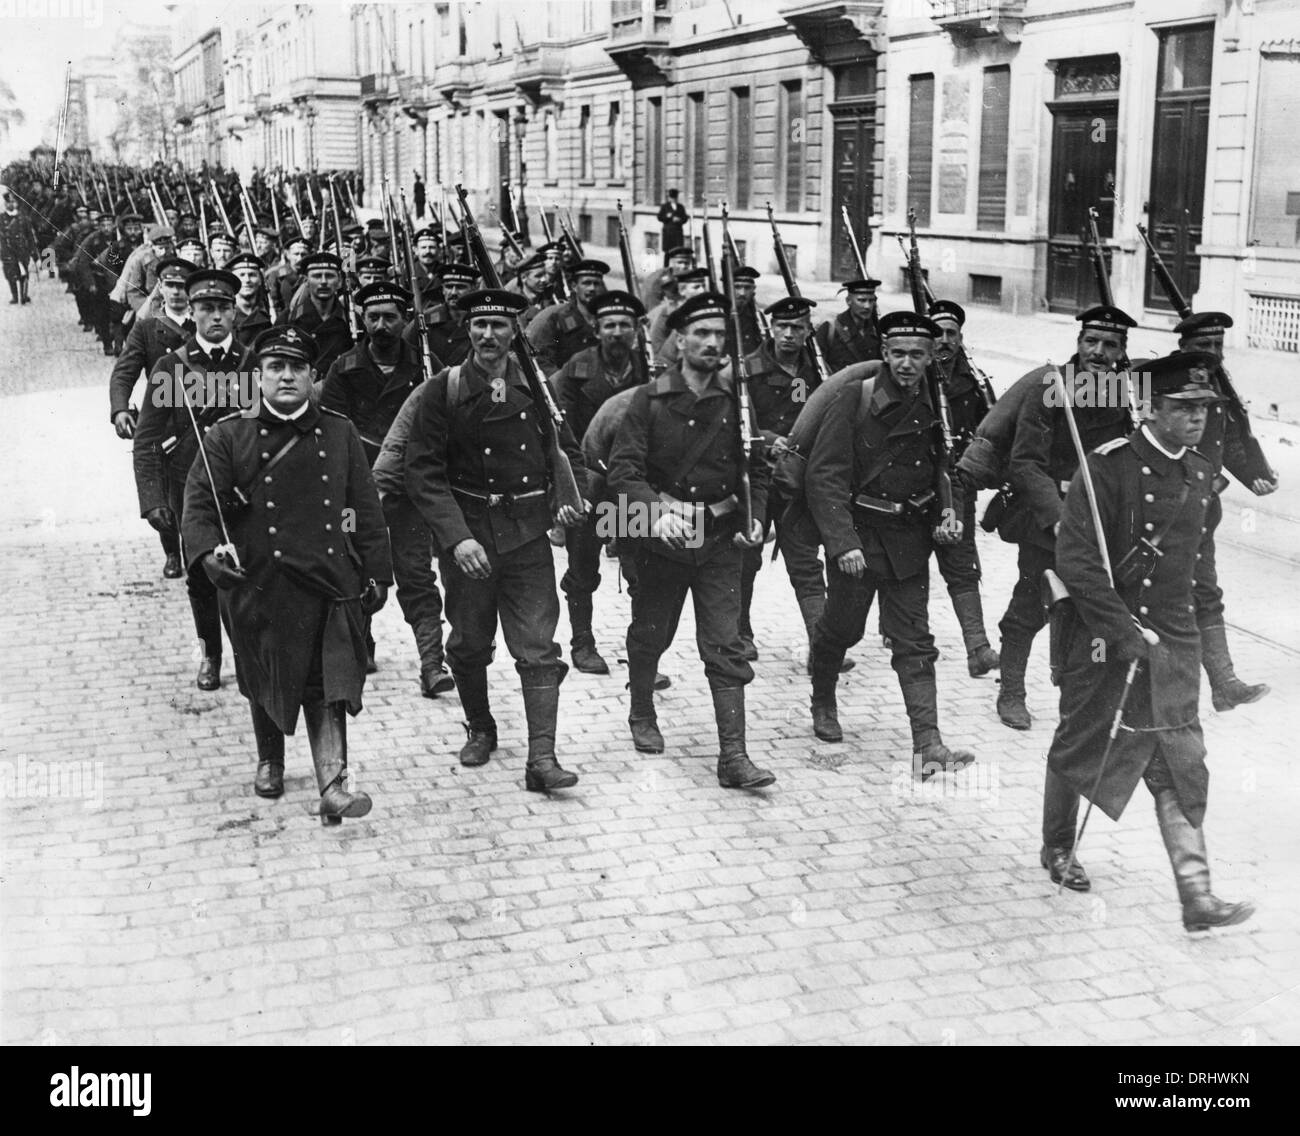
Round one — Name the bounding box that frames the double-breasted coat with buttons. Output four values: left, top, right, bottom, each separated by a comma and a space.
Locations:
744, 343, 822, 445
814, 309, 882, 372
1049, 430, 1218, 826
319, 339, 425, 465
526, 295, 599, 376
181, 400, 393, 734
277, 296, 355, 377
553, 344, 642, 445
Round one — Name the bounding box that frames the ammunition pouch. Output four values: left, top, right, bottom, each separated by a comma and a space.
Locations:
851, 489, 934, 526
1042, 568, 1078, 687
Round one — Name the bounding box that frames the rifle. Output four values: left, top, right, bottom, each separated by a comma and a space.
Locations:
699, 201, 718, 292
328, 175, 359, 340
53, 60, 71, 192
182, 178, 197, 217
720, 200, 770, 346
1137, 222, 1270, 481
841, 204, 869, 278
906, 207, 957, 537
766, 201, 831, 382
563, 207, 585, 257
537, 207, 570, 300
199, 199, 212, 263
399, 187, 437, 385
551, 202, 583, 263
453, 183, 585, 518
269, 178, 283, 238
721, 213, 755, 538
1085, 205, 1141, 426
209, 179, 236, 240
616, 199, 656, 384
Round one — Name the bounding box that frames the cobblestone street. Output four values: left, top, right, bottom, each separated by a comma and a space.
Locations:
3, 274, 1299, 1046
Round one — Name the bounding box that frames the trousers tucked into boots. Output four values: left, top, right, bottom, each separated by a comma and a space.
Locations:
1153, 787, 1253, 931
251, 701, 285, 798
521, 671, 578, 791
1200, 621, 1269, 711
713, 684, 775, 789
301, 699, 371, 823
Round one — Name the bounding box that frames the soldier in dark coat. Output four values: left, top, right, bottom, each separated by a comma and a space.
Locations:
606, 292, 774, 789
110, 256, 196, 578
403, 289, 588, 792
814, 278, 883, 372
804, 311, 976, 779
642, 246, 695, 311
0, 197, 38, 304
276, 250, 355, 376
1042, 352, 1253, 932
1175, 311, 1276, 712
228, 252, 273, 344
737, 296, 823, 661
929, 301, 999, 676
730, 267, 764, 359
402, 261, 477, 367
265, 233, 307, 315
551, 290, 649, 674
133, 269, 257, 690
993, 305, 1135, 730
526, 259, 607, 375
182, 326, 392, 825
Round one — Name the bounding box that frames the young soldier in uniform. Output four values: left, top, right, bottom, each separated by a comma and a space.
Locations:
650, 267, 709, 363
736, 296, 822, 661
606, 291, 774, 790
526, 258, 608, 375
1041, 351, 1253, 931
276, 250, 355, 376
552, 290, 649, 673
814, 277, 883, 372
994, 305, 1135, 730
929, 300, 999, 676
266, 232, 308, 315
182, 326, 391, 825
228, 252, 272, 344
110, 255, 196, 578
510, 252, 555, 328
403, 262, 477, 367
730, 266, 764, 358
804, 311, 977, 779
133, 268, 257, 690
403, 289, 588, 791
643, 245, 695, 311
1174, 311, 1276, 712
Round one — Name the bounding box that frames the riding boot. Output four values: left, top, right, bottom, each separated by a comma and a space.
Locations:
19, 275, 29, 303
713, 685, 775, 789
1153, 788, 1254, 932
521, 672, 578, 792
627, 654, 663, 753
250, 701, 285, 798
952, 589, 999, 677
567, 593, 609, 674
1040, 766, 1089, 891
808, 634, 843, 742
302, 700, 371, 825
996, 631, 1034, 729
413, 617, 454, 697
1201, 621, 1269, 713
453, 667, 496, 766
7, 279, 17, 304
190, 593, 222, 690
901, 678, 975, 781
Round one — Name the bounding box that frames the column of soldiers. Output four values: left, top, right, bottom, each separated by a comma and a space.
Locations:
9, 152, 1264, 928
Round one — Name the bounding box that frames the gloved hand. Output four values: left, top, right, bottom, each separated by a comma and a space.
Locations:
114, 410, 137, 439
361, 580, 388, 615
145, 506, 176, 533
202, 551, 247, 589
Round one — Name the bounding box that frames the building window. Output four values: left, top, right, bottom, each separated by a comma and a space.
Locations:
908, 74, 935, 226
730, 87, 751, 210
580, 104, 593, 181
778, 79, 804, 213
544, 110, 558, 182
1250, 53, 1300, 247
646, 95, 664, 205
1160, 24, 1214, 92
609, 101, 624, 181
686, 91, 706, 206
578, 213, 592, 243
977, 66, 1010, 230
970, 274, 1003, 305
606, 216, 621, 247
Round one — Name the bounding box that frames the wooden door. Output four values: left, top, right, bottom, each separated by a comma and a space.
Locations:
1046, 105, 1118, 313
831, 110, 874, 281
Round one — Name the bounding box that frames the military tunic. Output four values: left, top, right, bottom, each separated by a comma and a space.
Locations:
935, 351, 994, 595
814, 309, 882, 373
525, 295, 598, 376
319, 339, 425, 465
181, 401, 393, 734
277, 295, 354, 377
403, 303, 469, 368
1049, 430, 1218, 826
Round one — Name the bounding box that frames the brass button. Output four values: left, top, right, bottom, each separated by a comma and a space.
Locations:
266, 501, 275, 509
1142, 578, 1152, 588
322, 474, 329, 482
522, 475, 529, 483
315, 428, 322, 436
1142, 466, 1151, 475
688, 419, 695, 426
319, 450, 327, 458
1144, 522, 1154, 531
327, 547, 334, 555
323, 498, 330, 506
268, 526, 277, 535
1196, 471, 1204, 480
520, 443, 526, 450
273, 550, 282, 559
259, 428, 268, 436
264, 475, 272, 484
261, 452, 270, 460
520, 411, 527, 419
484, 447, 491, 455
1139, 605, 1149, 615
325, 523, 332, 531
1143, 493, 1154, 502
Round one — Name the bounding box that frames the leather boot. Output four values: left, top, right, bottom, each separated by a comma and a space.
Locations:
627, 657, 663, 753
7, 280, 18, 303
800, 595, 852, 675
809, 636, 843, 742
162, 552, 183, 579
454, 668, 496, 766
1201, 622, 1269, 712
1154, 788, 1254, 932
1041, 767, 1089, 891
250, 701, 285, 798
303, 700, 371, 825
19, 276, 29, 303
190, 594, 222, 690
903, 679, 975, 781
196, 655, 221, 690
567, 594, 609, 674
713, 685, 775, 789
996, 632, 1034, 729
364, 619, 377, 673
413, 617, 454, 697
952, 590, 999, 677
522, 674, 578, 792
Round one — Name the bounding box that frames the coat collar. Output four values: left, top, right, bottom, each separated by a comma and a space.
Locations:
868, 364, 930, 420
1130, 427, 1188, 476
257, 396, 322, 434
649, 363, 733, 401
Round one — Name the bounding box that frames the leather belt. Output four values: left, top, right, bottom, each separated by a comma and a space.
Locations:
657, 490, 738, 519
453, 487, 546, 508
852, 492, 905, 517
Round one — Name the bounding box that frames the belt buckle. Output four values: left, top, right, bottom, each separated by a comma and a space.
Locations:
486, 492, 504, 508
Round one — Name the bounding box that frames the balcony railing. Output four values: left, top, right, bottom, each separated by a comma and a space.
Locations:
611, 0, 673, 42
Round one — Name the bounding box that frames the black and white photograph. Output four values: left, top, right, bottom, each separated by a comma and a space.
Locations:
1, 0, 1297, 1068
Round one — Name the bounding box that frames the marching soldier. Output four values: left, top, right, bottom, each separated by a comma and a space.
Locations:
133, 268, 257, 690
651, 267, 710, 366
814, 277, 883, 371
228, 252, 272, 344
1041, 351, 1253, 932
526, 258, 608, 375
643, 245, 695, 310
182, 326, 392, 826
803, 311, 977, 779
110, 255, 196, 578
510, 252, 554, 327
1174, 311, 1275, 712
994, 305, 1135, 730
403, 289, 588, 792
276, 250, 354, 375
929, 301, 999, 676
403, 262, 478, 367
0, 194, 37, 305
266, 232, 308, 314
730, 266, 764, 358
552, 289, 650, 674
736, 296, 823, 661
605, 291, 774, 789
